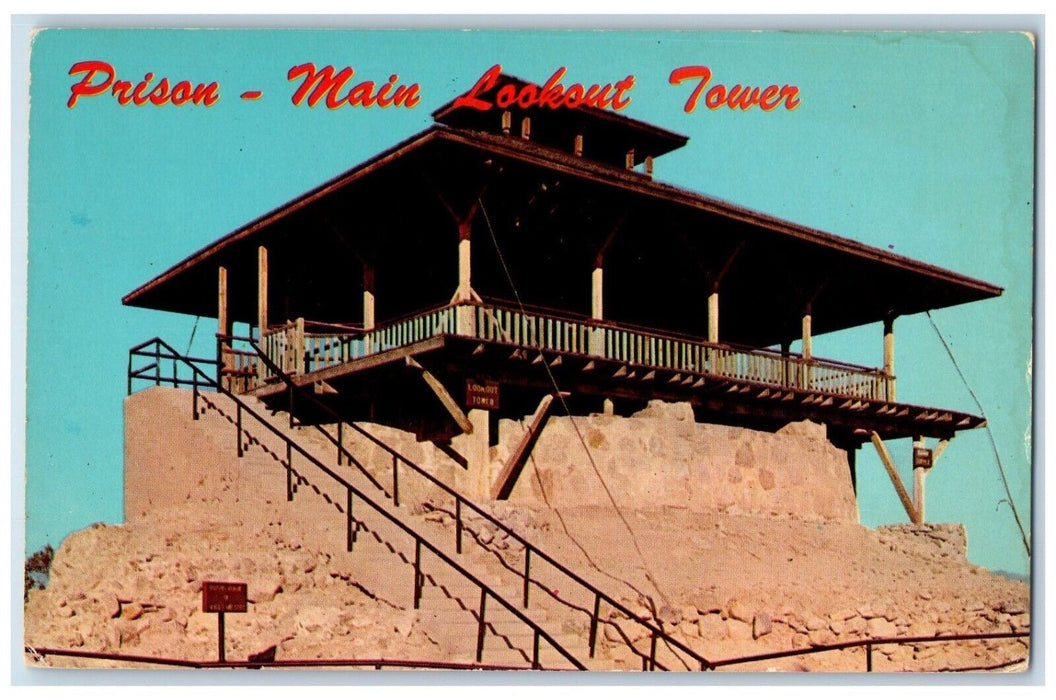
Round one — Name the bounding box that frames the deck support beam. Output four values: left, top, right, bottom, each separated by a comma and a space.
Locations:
870, 431, 921, 524
491, 393, 561, 500
912, 434, 927, 522
407, 357, 473, 436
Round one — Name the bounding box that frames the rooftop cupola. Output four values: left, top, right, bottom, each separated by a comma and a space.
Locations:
431, 69, 688, 177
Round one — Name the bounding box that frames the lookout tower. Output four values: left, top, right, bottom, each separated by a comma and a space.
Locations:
124, 72, 1001, 522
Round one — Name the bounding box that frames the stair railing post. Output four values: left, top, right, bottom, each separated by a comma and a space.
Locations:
649, 631, 657, 670
192, 374, 199, 420
455, 497, 463, 554
588, 593, 600, 658
285, 442, 293, 502
413, 540, 422, 609
346, 488, 354, 552
522, 548, 531, 608
155, 342, 161, 386
127, 350, 133, 395
532, 630, 541, 670
475, 589, 487, 663
392, 455, 400, 507
867, 642, 873, 672
236, 404, 243, 458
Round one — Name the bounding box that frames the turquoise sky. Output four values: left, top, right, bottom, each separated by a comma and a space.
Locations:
24, 30, 1035, 576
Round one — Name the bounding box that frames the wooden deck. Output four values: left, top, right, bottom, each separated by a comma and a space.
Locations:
229, 301, 983, 442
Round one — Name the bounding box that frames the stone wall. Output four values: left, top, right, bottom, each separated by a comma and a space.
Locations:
492, 400, 858, 522
126, 390, 859, 526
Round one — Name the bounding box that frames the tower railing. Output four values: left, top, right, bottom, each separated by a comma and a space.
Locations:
251, 300, 892, 402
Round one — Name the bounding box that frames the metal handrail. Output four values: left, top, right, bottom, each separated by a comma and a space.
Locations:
24, 646, 541, 670
129, 338, 586, 671
707, 630, 1030, 671
225, 333, 713, 671
27, 629, 1030, 672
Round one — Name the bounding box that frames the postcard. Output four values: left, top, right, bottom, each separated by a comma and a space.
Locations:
20, 27, 1034, 673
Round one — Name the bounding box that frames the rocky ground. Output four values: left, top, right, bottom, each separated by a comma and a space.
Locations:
25, 388, 1031, 673
24, 499, 1029, 673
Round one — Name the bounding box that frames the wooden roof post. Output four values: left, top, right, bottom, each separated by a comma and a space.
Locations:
257, 247, 269, 384
707, 286, 719, 343
257, 246, 268, 338
591, 252, 605, 357
363, 263, 376, 354
883, 314, 896, 401
456, 218, 476, 337
217, 265, 231, 389
363, 264, 376, 330
801, 302, 812, 361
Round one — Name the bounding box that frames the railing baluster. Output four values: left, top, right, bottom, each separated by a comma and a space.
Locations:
476, 590, 487, 662
392, 454, 400, 507
413, 539, 422, 609
533, 630, 541, 670
286, 442, 293, 502
236, 404, 243, 458
455, 497, 463, 554
522, 548, 531, 608
337, 422, 343, 466
155, 343, 161, 386
192, 375, 199, 421
588, 593, 600, 658
346, 488, 354, 552
649, 631, 657, 670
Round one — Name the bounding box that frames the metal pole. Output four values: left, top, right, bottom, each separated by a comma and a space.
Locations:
475, 590, 487, 663
286, 443, 293, 502
413, 540, 422, 609
192, 376, 199, 420
392, 455, 400, 507
217, 612, 226, 663
866, 643, 873, 672
532, 630, 540, 670
155, 343, 161, 386
649, 631, 657, 671
455, 497, 463, 554
346, 489, 354, 552
522, 549, 531, 608
236, 404, 243, 458
588, 593, 600, 658
337, 422, 343, 466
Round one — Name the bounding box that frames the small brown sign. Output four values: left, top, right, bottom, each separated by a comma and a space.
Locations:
466, 379, 500, 410
913, 447, 933, 470
202, 581, 247, 613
